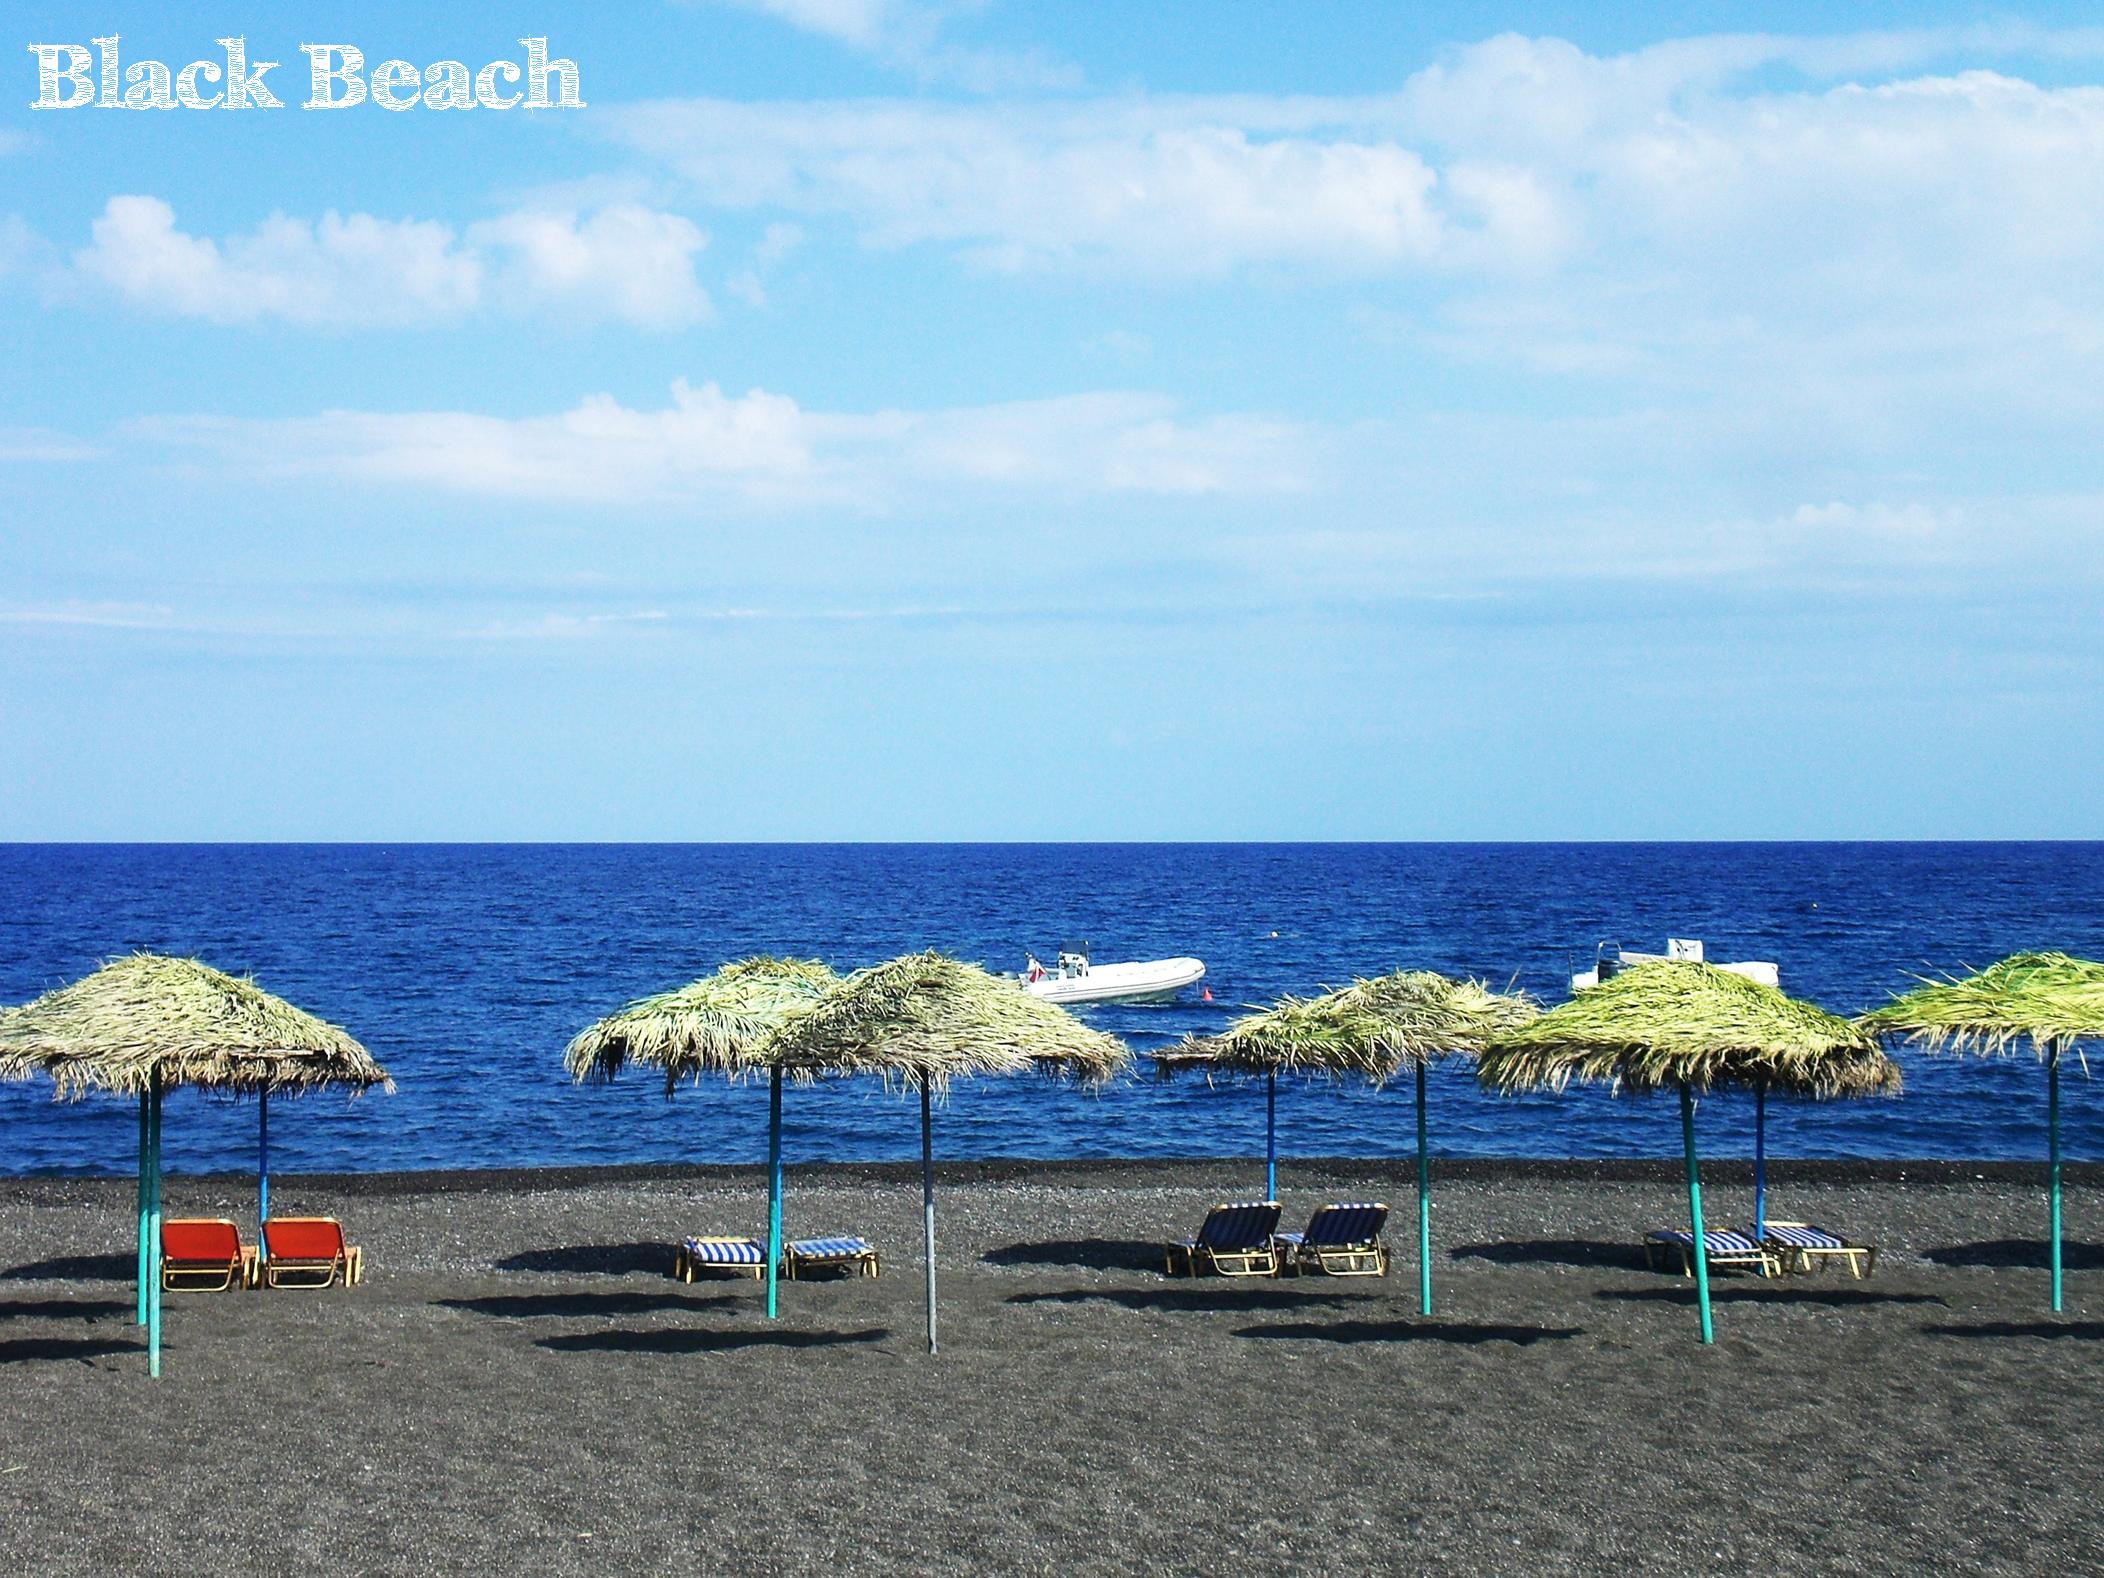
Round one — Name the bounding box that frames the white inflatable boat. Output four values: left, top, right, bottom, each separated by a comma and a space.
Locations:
1020, 944, 1206, 1005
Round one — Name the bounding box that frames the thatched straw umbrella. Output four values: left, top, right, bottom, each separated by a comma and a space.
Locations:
1479, 960, 1894, 1343
756, 951, 1127, 1354
1159, 971, 1535, 1313
0, 953, 388, 1377
564, 957, 840, 1319
564, 956, 841, 1090
1862, 952, 2104, 1312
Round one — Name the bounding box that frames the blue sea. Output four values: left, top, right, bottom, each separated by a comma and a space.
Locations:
0, 844, 2099, 1178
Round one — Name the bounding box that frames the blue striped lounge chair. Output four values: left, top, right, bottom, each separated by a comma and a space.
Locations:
783, 1236, 880, 1279
1166, 1201, 1283, 1277
1643, 1228, 1781, 1279
1277, 1202, 1391, 1277
1758, 1221, 1878, 1279
675, 1236, 766, 1282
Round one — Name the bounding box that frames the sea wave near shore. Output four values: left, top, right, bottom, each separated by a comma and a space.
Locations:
0, 842, 2098, 1176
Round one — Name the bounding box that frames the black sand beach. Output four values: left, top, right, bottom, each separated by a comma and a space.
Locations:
1, 1159, 2097, 1575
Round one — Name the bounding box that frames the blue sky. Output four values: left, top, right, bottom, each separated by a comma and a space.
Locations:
3, 3, 2100, 839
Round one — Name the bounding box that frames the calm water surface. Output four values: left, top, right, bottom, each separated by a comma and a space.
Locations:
0, 843, 2098, 1177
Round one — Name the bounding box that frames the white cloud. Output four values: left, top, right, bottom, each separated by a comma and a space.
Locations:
723, 0, 902, 50
1790, 501, 1955, 537
469, 205, 712, 329
455, 602, 975, 641
460, 609, 671, 641
132, 379, 1313, 505
0, 212, 65, 293
608, 27, 2104, 302
889, 390, 1308, 494
0, 425, 102, 462
616, 102, 1450, 274
724, 220, 806, 307
1085, 329, 1151, 364
76, 197, 480, 327
0, 600, 178, 630
755, 221, 806, 264
70, 196, 711, 329
700, 0, 1078, 92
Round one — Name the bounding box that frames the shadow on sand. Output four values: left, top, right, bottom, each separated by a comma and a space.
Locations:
0, 1336, 142, 1364
1597, 1286, 1946, 1309
495, 1243, 673, 1277
1235, 1319, 1583, 1346
0, 1297, 136, 1321
1448, 1239, 1644, 1271
437, 1290, 743, 1321
983, 1239, 1165, 1273
1008, 1286, 1360, 1316
537, 1326, 890, 1355
1921, 1319, 2104, 1340
1923, 1240, 2104, 1271
1, 1253, 135, 1283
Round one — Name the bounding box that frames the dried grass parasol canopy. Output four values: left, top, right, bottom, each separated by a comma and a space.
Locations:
754, 951, 1129, 1087
1160, 970, 1537, 1083
0, 953, 388, 1098
1478, 959, 1896, 1098
1860, 951, 2104, 1060
564, 956, 841, 1089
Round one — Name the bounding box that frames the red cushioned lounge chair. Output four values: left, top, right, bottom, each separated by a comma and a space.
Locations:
262, 1216, 363, 1289
161, 1217, 254, 1292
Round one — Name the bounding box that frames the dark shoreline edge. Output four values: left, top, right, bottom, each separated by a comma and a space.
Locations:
0, 1154, 2093, 1203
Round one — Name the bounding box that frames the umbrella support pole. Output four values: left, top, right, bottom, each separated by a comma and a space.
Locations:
148, 1071, 163, 1378
258, 1088, 270, 1229
766, 1067, 783, 1321
2050, 1048, 2063, 1314
135, 1094, 149, 1326
1753, 1081, 1767, 1240
921, 1075, 937, 1356
1680, 1084, 1713, 1345
1265, 1071, 1277, 1202
1415, 1059, 1432, 1316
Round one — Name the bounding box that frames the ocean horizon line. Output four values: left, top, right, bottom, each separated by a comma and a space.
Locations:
4, 837, 2100, 849
6, 1155, 2098, 1191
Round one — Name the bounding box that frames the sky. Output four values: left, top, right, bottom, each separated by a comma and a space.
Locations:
2, 2, 2100, 840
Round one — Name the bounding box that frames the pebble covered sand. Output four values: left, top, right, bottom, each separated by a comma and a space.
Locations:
1, 1159, 2098, 1575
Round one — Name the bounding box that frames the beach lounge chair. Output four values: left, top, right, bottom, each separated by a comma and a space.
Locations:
1165, 1201, 1283, 1277
1277, 1202, 1391, 1277
782, 1237, 880, 1279
674, 1236, 766, 1281
261, 1216, 362, 1289
1758, 1222, 1878, 1278
160, 1217, 255, 1292
1643, 1228, 1781, 1279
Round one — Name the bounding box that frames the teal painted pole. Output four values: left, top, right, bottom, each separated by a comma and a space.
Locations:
2049, 1046, 2063, 1314
1264, 1071, 1277, 1200
1680, 1083, 1713, 1345
147, 1070, 163, 1379
765, 1066, 783, 1320
258, 1087, 270, 1227
1416, 1058, 1432, 1316
921, 1075, 937, 1356
1753, 1081, 1767, 1239
135, 1093, 149, 1325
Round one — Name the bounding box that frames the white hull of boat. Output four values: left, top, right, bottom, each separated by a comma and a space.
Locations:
1023, 957, 1206, 1005
1573, 951, 1779, 992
